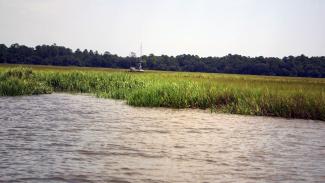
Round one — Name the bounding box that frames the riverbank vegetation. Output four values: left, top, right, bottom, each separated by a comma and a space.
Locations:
1, 43, 325, 78
0, 66, 324, 121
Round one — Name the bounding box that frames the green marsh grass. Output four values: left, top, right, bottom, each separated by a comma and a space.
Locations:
0, 65, 324, 120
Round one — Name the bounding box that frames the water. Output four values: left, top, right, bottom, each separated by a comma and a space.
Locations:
0, 93, 324, 183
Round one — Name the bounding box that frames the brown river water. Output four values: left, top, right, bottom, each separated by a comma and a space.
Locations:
0, 93, 324, 183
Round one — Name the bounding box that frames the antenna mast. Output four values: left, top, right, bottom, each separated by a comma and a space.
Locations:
139, 43, 143, 70
140, 43, 142, 58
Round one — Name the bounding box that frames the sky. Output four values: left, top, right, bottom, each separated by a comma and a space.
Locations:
0, 0, 324, 57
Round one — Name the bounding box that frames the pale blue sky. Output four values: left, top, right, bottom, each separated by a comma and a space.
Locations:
0, 0, 324, 57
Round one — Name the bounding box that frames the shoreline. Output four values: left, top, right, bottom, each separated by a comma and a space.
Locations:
2, 92, 324, 122
1, 66, 324, 121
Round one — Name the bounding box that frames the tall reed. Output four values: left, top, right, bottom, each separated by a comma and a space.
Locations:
0, 66, 324, 120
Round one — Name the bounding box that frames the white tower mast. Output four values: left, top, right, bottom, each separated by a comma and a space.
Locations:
139, 43, 143, 70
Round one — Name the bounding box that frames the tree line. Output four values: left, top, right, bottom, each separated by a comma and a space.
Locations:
0, 43, 324, 78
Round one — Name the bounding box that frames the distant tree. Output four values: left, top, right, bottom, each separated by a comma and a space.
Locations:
0, 44, 8, 63
0, 43, 324, 78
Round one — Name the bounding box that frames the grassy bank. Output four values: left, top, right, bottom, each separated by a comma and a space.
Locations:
0, 65, 324, 121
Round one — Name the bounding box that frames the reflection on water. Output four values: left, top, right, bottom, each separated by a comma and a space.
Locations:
0, 93, 324, 182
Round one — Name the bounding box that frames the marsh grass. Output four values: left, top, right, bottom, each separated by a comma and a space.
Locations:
0, 66, 324, 120
0, 67, 52, 96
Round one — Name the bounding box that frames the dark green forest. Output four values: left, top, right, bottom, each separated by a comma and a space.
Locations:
0, 43, 324, 77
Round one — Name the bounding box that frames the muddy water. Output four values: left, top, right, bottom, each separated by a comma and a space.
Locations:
0, 93, 324, 182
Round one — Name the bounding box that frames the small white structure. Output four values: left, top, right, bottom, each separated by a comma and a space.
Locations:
129, 44, 144, 72
129, 66, 144, 72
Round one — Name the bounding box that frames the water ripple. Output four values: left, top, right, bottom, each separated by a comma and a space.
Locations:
0, 93, 324, 182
